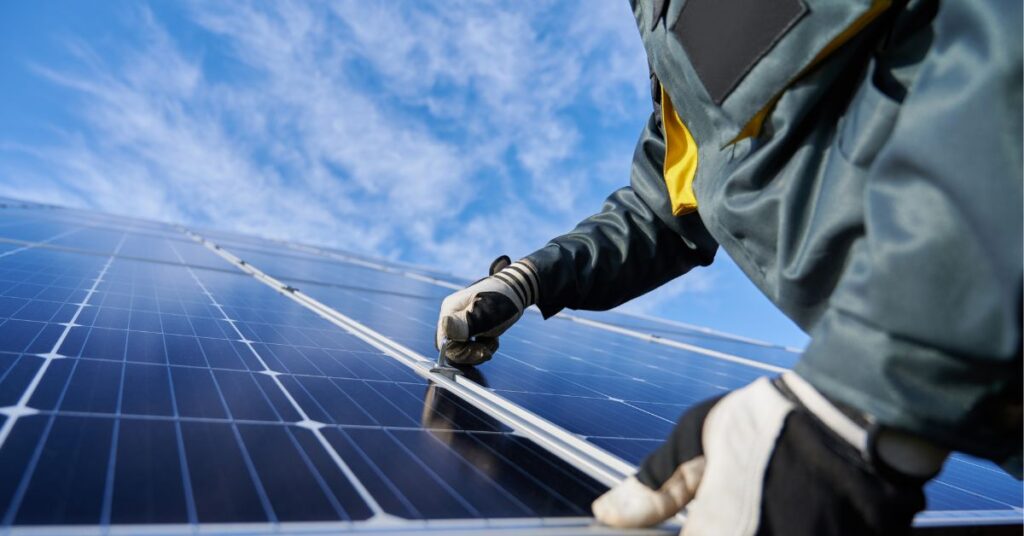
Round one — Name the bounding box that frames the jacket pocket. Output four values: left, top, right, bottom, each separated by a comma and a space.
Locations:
668, 0, 892, 142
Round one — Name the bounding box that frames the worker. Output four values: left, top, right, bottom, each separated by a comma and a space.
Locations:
436, 0, 1022, 534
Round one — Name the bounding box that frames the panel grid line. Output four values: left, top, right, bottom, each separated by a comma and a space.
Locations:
463, 432, 586, 515
0, 233, 125, 449
1, 237, 126, 525
163, 347, 199, 525
11, 409, 517, 434
0, 351, 413, 391
183, 230, 637, 488
381, 428, 483, 518
158, 273, 279, 525
0, 228, 86, 260
3, 337, 85, 525
329, 430, 424, 519
98, 297, 130, 526
167, 244, 388, 519
399, 428, 537, 517
282, 425, 352, 520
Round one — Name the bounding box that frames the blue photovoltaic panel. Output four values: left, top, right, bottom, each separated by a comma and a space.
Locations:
225, 245, 452, 300
567, 309, 801, 369
277, 273, 1024, 520
0, 203, 1019, 532
197, 228, 467, 283
0, 218, 605, 530
0, 210, 228, 273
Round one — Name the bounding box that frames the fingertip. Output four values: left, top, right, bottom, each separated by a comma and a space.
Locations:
591, 492, 609, 522
590, 476, 679, 529
434, 320, 446, 350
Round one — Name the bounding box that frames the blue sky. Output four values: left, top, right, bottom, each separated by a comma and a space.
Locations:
0, 1, 808, 348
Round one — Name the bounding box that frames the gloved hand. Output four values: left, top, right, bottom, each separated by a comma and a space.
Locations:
592, 372, 948, 535
435, 255, 539, 366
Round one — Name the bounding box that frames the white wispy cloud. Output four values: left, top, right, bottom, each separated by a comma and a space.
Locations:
0, 0, 654, 281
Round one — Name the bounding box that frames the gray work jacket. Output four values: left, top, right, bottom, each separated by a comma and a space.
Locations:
525, 0, 1022, 472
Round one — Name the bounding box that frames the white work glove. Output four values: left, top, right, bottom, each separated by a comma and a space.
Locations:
435, 256, 539, 365
592, 372, 948, 535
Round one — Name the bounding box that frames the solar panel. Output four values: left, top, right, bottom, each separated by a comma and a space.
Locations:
259, 255, 1024, 527
0, 212, 609, 533
562, 309, 802, 369
0, 201, 1019, 533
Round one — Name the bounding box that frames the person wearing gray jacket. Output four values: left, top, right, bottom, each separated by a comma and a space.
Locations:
435, 0, 1022, 533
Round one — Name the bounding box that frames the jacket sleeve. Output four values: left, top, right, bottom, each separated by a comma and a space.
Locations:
795, 0, 1023, 470
525, 111, 719, 318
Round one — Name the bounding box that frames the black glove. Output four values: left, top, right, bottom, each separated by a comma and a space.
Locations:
435, 256, 539, 366
592, 372, 948, 535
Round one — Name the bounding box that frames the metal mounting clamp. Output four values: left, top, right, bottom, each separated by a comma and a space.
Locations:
430, 340, 462, 380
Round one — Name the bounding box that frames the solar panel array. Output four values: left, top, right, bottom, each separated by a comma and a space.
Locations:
0, 200, 1019, 534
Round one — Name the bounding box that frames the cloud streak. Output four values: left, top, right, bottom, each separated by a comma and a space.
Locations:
0, 1, 650, 277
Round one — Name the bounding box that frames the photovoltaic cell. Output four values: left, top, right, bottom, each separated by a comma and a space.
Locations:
14, 415, 114, 525
111, 418, 189, 524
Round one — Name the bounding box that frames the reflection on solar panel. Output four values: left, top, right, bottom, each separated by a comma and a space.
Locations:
0, 199, 1019, 534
